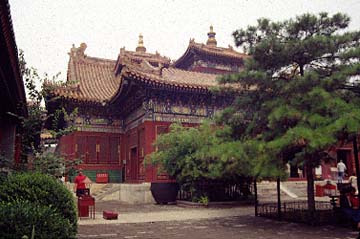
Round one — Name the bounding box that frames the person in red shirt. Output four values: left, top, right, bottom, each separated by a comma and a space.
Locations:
74, 169, 87, 197
350, 187, 359, 209
340, 186, 360, 238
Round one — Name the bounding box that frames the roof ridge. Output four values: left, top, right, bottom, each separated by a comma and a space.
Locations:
167, 67, 219, 76
70, 55, 117, 65
124, 65, 162, 80
122, 48, 171, 60
85, 55, 117, 62
44, 79, 79, 90
191, 41, 247, 56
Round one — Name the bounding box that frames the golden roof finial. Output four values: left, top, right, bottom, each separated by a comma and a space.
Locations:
136, 33, 146, 53
206, 25, 217, 47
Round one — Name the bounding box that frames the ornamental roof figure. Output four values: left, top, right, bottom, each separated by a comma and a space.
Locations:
69, 42, 87, 59
135, 34, 146, 53
206, 25, 217, 47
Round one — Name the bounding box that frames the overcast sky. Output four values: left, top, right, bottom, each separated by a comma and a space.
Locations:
9, 0, 360, 81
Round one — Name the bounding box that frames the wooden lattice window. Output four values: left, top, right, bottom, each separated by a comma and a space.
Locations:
109, 137, 120, 164
75, 136, 87, 162
87, 136, 97, 163
98, 137, 109, 163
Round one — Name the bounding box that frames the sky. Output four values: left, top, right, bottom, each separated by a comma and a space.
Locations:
9, 0, 360, 81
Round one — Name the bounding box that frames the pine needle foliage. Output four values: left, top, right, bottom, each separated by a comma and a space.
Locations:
216, 12, 360, 214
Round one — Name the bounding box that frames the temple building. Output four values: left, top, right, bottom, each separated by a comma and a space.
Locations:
45, 27, 247, 183
45, 25, 359, 188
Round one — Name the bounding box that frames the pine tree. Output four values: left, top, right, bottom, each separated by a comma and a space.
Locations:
219, 12, 360, 215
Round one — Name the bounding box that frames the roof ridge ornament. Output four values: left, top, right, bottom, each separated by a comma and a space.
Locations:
206, 25, 217, 47
68, 42, 87, 59
136, 33, 146, 53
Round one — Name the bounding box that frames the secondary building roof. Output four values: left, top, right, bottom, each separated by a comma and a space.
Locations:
173, 26, 248, 71
45, 43, 120, 104
45, 28, 247, 104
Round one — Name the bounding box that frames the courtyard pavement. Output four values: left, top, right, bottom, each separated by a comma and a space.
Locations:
77, 201, 358, 239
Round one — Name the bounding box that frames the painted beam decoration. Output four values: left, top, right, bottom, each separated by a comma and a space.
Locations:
74, 116, 123, 133
143, 98, 216, 122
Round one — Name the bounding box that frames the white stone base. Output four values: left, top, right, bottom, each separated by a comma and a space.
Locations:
119, 183, 155, 204
68, 182, 155, 204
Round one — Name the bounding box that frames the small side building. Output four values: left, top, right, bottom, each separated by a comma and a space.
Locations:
0, 0, 27, 165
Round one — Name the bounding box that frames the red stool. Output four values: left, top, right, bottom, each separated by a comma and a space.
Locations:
103, 210, 118, 220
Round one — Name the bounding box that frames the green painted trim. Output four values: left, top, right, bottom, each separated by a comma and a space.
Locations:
68, 169, 122, 183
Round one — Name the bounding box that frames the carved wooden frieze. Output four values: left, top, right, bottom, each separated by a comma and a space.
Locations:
143, 98, 216, 118
153, 114, 207, 124
73, 116, 123, 133
121, 90, 230, 128
142, 99, 155, 120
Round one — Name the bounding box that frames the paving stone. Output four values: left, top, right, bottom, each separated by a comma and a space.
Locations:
79, 216, 357, 239
78, 200, 358, 239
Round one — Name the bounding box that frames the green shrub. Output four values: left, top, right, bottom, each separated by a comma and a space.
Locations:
0, 200, 72, 239
0, 172, 77, 237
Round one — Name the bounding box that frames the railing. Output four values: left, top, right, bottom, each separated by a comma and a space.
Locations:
257, 200, 336, 225
177, 179, 253, 202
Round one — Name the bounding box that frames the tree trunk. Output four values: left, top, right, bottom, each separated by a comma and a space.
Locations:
277, 177, 281, 219
299, 64, 304, 77
254, 178, 258, 217
306, 161, 315, 220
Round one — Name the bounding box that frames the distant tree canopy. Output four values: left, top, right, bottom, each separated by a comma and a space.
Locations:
149, 123, 261, 184
217, 12, 360, 213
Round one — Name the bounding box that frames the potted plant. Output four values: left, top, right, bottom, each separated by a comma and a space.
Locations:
150, 181, 179, 204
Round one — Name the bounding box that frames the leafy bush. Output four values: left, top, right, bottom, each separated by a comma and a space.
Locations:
197, 195, 209, 206
148, 123, 257, 184
0, 172, 77, 237
0, 200, 72, 239
148, 123, 256, 201
32, 152, 82, 177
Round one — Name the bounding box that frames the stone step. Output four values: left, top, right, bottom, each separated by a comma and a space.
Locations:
257, 181, 308, 200
91, 184, 120, 201
257, 180, 341, 201
71, 183, 155, 204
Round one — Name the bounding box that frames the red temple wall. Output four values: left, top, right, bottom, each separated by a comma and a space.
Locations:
142, 121, 198, 182
57, 122, 360, 183
121, 121, 199, 183
59, 131, 122, 171
336, 145, 355, 177
124, 127, 139, 182
144, 121, 171, 182
317, 144, 357, 180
